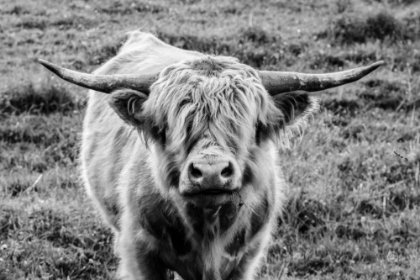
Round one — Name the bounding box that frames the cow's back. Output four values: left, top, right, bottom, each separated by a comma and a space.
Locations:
80, 31, 203, 230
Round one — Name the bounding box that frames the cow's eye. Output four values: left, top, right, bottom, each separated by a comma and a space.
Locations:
255, 122, 270, 145
255, 123, 262, 145
149, 126, 166, 145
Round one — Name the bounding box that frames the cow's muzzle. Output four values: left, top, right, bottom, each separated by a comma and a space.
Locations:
180, 157, 240, 202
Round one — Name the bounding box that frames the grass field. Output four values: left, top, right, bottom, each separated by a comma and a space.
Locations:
1, 0, 419, 279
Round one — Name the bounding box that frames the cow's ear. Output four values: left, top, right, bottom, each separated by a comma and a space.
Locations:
272, 92, 319, 128
109, 89, 148, 126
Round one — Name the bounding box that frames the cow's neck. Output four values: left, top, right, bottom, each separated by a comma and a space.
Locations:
185, 197, 242, 240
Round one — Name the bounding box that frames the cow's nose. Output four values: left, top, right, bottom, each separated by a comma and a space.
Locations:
188, 160, 234, 188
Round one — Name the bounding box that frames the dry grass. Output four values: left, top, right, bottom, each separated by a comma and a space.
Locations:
0, 0, 419, 279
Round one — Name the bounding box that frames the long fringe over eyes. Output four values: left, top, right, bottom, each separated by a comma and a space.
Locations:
142, 56, 285, 157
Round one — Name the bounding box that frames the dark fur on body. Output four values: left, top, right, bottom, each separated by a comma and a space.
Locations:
80, 31, 318, 280
131, 185, 270, 280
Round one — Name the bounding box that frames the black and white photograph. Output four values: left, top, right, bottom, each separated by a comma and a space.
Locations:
1, 0, 419, 279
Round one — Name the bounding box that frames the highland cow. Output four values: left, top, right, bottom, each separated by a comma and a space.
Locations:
39, 31, 383, 280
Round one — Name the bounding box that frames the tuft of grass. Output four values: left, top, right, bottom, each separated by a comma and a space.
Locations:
1, 5, 31, 15
51, 16, 97, 31
15, 16, 48, 30
98, 1, 168, 15
387, 0, 418, 5
323, 11, 409, 45
240, 26, 276, 45
365, 12, 406, 41
282, 194, 328, 236
0, 81, 83, 116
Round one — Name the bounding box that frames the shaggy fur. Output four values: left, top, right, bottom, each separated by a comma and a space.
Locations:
79, 31, 319, 280
146, 56, 280, 155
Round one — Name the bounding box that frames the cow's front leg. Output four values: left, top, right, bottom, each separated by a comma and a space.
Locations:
117, 230, 168, 280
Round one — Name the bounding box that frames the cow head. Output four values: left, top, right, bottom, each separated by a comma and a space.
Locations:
107, 57, 290, 212
38, 54, 383, 231
133, 57, 297, 204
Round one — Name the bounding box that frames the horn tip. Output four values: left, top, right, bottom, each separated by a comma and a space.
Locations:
361, 60, 385, 76
37, 58, 53, 68
372, 60, 386, 69
37, 59, 61, 76
37, 58, 50, 67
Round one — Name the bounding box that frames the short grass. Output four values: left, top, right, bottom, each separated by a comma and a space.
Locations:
1, 0, 419, 279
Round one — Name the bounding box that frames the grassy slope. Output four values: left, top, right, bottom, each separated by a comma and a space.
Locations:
0, 0, 419, 279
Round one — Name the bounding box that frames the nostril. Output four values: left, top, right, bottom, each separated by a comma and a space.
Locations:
221, 163, 234, 178
189, 164, 203, 179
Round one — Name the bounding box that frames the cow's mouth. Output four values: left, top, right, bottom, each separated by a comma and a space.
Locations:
181, 187, 240, 208
182, 188, 238, 197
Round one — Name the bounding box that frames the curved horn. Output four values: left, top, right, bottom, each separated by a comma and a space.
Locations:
38, 59, 157, 94
259, 61, 385, 95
